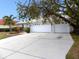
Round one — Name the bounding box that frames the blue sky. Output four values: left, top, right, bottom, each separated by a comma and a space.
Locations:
0, 0, 30, 20
0, 0, 18, 19
0, 0, 63, 19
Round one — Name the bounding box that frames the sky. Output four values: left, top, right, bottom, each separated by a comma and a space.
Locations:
0, 0, 37, 20
0, 0, 27, 19
0, 0, 63, 20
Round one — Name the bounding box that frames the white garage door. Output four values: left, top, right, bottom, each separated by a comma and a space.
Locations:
30, 24, 70, 33
30, 25, 52, 32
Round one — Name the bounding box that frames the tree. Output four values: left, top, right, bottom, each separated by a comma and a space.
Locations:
17, 0, 79, 34
3, 15, 16, 32
17, 0, 40, 20
64, 0, 79, 33
17, 0, 40, 31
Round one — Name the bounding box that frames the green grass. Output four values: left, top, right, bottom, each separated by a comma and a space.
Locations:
66, 33, 79, 59
0, 32, 8, 39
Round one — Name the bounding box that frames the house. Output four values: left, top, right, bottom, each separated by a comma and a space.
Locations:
0, 19, 4, 25
0, 19, 17, 32
16, 16, 73, 33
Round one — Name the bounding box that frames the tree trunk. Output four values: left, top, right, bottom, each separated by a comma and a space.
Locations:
9, 25, 12, 33
22, 24, 24, 31
73, 27, 79, 34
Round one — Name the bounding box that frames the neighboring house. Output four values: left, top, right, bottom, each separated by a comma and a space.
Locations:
0, 19, 17, 31
0, 19, 4, 25
0, 19, 8, 31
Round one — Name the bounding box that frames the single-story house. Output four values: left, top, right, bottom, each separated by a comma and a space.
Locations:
0, 19, 17, 32
16, 17, 73, 33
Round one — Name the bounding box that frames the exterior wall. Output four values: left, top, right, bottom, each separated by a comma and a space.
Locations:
30, 24, 71, 33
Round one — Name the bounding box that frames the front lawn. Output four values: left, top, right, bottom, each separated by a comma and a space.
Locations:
0, 32, 8, 39
66, 33, 79, 59
0, 32, 20, 40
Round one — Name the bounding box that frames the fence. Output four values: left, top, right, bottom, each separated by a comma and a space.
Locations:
30, 24, 72, 33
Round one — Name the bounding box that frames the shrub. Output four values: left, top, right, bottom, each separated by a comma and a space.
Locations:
14, 27, 21, 33
24, 27, 30, 33
0, 28, 9, 32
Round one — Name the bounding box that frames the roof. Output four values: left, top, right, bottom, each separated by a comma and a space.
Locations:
0, 19, 4, 25
0, 25, 17, 29
0, 19, 17, 25
16, 20, 28, 24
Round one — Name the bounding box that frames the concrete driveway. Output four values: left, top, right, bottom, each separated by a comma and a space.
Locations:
0, 33, 74, 59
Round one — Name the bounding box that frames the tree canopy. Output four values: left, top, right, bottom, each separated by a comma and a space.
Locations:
3, 15, 16, 25
17, 0, 79, 33
3, 15, 16, 32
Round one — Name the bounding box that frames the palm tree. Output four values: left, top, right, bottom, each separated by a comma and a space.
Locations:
3, 15, 16, 32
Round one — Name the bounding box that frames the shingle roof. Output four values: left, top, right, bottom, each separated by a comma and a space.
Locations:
0, 19, 4, 25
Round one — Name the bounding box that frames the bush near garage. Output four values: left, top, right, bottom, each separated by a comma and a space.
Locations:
24, 27, 30, 33
14, 27, 21, 33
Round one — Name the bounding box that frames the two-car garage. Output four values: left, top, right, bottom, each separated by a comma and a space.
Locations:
30, 24, 72, 33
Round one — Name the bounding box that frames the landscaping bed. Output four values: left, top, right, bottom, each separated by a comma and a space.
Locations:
66, 33, 79, 59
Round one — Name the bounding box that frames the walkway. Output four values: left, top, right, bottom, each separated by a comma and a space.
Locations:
0, 33, 74, 59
